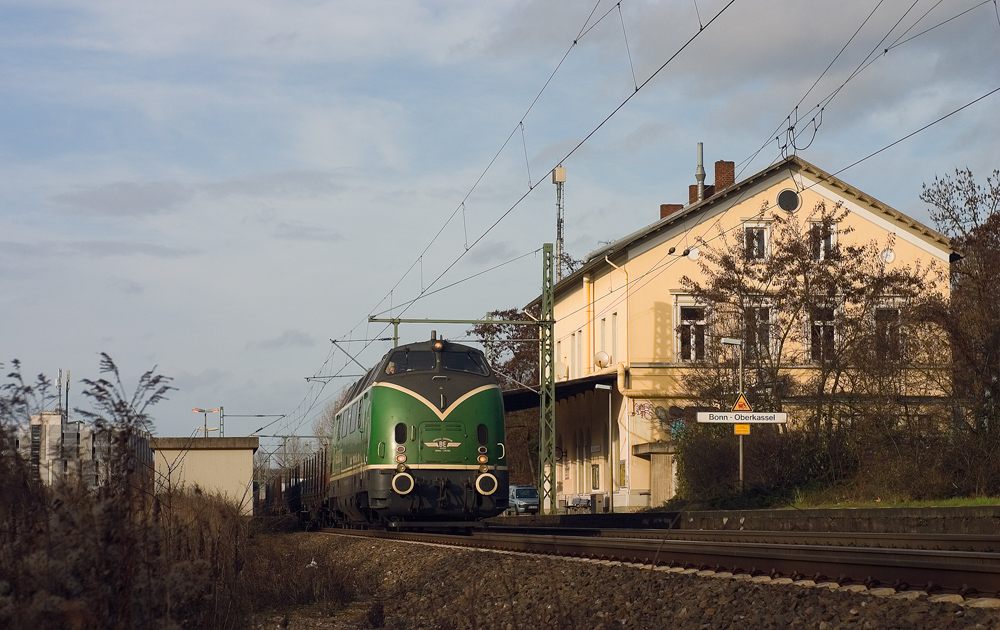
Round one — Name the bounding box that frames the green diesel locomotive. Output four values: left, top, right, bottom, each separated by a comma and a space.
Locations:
328, 333, 508, 525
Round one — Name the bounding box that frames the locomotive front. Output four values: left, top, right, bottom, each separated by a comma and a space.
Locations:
331, 335, 508, 524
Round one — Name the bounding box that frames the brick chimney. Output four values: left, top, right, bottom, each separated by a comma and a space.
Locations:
715, 160, 735, 191
689, 184, 715, 204
660, 203, 683, 220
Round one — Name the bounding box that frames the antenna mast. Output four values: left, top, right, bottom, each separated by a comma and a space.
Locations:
552, 166, 566, 281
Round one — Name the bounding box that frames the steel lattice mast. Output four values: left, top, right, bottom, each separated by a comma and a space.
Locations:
539, 243, 556, 513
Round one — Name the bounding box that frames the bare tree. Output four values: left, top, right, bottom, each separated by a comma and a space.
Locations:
312, 388, 352, 442
466, 307, 540, 391
467, 308, 542, 484
681, 201, 940, 413
921, 168, 1000, 494
674, 200, 946, 499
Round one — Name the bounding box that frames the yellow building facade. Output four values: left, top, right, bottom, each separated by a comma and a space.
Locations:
531, 155, 954, 512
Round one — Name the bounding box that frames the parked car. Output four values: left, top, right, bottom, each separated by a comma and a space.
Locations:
507, 484, 539, 515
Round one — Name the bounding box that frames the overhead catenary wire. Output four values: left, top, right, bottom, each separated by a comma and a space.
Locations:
547, 81, 1000, 345
271, 0, 995, 441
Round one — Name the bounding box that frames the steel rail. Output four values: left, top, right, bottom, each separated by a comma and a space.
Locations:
325, 527, 1000, 596
486, 525, 1000, 552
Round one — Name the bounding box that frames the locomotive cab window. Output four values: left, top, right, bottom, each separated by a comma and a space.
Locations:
442, 351, 490, 376
476, 423, 488, 445
394, 422, 407, 444
385, 350, 435, 374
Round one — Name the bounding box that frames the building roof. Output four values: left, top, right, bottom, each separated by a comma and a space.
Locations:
502, 371, 615, 412
528, 154, 953, 308
150, 436, 259, 452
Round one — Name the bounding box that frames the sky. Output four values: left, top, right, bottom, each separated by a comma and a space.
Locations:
2, 0, 999, 455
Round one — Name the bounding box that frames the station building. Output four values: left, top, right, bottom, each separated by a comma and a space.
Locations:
510, 153, 955, 512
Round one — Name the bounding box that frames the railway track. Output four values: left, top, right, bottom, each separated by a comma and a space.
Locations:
325, 525, 1000, 599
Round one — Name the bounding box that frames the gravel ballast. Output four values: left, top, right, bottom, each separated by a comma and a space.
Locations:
272, 533, 1000, 629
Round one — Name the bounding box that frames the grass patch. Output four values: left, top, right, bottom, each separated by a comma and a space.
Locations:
789, 495, 1000, 510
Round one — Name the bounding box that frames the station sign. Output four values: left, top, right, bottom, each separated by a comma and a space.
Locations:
696, 412, 788, 424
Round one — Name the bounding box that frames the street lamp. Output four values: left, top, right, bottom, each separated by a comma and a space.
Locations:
720, 337, 744, 489
192, 408, 219, 438
595, 383, 613, 513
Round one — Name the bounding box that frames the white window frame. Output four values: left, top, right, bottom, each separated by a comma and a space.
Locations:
744, 304, 772, 362
874, 304, 903, 361
809, 305, 836, 363
674, 296, 707, 362
743, 222, 769, 261
808, 221, 837, 260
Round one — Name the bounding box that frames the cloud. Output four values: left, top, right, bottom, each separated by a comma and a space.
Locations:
0, 239, 199, 259
49, 171, 345, 223
200, 170, 345, 199
106, 276, 146, 295
51, 181, 192, 217
172, 367, 230, 394
249, 329, 317, 351
465, 240, 519, 265
68, 240, 200, 258
41, 1, 498, 64
271, 222, 343, 243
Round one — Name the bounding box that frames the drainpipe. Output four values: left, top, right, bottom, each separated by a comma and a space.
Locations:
584, 273, 593, 375
590, 361, 698, 506
587, 362, 699, 401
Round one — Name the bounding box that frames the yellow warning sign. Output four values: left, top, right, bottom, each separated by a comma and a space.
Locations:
732, 393, 753, 413
734, 424, 750, 435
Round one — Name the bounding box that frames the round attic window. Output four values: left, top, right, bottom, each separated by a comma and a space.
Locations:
777, 189, 801, 212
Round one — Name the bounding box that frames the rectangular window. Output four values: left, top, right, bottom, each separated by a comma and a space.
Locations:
678, 307, 706, 361
611, 312, 618, 363
569, 333, 576, 379
809, 223, 834, 260
577, 329, 583, 376
600, 318, 606, 355
618, 460, 627, 488
591, 463, 601, 490
745, 307, 770, 361
810, 307, 835, 362
875, 308, 902, 360
745, 227, 766, 260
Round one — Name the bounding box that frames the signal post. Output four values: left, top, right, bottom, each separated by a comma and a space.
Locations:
696, 394, 787, 489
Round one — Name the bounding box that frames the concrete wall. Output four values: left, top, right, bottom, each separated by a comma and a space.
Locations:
151, 437, 259, 516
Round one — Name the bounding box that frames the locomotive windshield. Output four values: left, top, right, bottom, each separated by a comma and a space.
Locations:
442, 350, 490, 376
385, 350, 435, 374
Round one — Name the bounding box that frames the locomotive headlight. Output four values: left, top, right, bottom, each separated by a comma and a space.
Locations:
477, 455, 488, 464
396, 463, 407, 473
478, 464, 489, 473
395, 454, 407, 464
